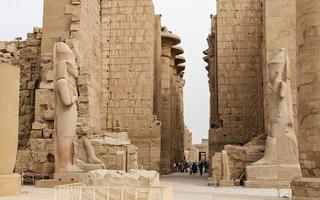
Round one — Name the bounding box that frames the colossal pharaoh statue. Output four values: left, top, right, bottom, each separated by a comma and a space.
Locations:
54, 42, 81, 173
245, 49, 301, 187
54, 42, 104, 176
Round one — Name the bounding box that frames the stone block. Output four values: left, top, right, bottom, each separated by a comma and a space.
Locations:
43, 128, 53, 138
30, 130, 43, 138
32, 122, 47, 130
39, 81, 54, 89
44, 110, 54, 121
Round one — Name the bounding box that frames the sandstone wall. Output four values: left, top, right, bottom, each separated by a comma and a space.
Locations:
100, 0, 161, 170
296, 0, 320, 177
209, 0, 264, 156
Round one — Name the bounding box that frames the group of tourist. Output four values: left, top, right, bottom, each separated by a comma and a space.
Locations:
173, 160, 208, 175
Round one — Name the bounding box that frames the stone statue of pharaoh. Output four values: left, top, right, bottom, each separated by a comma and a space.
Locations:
245, 49, 301, 187
254, 49, 299, 165
54, 42, 81, 173
254, 48, 299, 166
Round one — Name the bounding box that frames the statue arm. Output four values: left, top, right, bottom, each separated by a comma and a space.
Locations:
56, 79, 75, 106
279, 81, 287, 98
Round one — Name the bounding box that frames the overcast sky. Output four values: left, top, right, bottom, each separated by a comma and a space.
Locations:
0, 0, 216, 144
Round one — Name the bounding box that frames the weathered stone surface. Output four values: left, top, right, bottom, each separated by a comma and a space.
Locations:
84, 170, 160, 187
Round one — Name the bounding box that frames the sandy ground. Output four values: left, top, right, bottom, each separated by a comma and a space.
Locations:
161, 173, 291, 200
0, 173, 291, 200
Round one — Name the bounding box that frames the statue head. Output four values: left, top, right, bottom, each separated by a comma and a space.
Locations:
55, 42, 79, 81
268, 48, 287, 84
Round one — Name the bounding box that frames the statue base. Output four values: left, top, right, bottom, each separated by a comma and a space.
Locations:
291, 177, 320, 200
54, 172, 85, 182
0, 173, 21, 196
245, 164, 301, 188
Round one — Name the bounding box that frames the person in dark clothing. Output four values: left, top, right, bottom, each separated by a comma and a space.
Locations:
199, 161, 204, 176
192, 162, 198, 174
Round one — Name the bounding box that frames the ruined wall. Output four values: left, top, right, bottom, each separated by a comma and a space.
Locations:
100, 0, 161, 170
209, 0, 264, 156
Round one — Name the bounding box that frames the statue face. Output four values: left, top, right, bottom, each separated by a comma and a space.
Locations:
268, 63, 283, 83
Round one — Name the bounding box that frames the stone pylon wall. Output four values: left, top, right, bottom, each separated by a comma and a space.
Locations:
209, 0, 264, 155
100, 0, 161, 170
296, 0, 320, 178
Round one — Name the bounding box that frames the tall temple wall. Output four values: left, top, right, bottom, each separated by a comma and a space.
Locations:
292, 1, 320, 199
100, 0, 161, 170
208, 0, 264, 157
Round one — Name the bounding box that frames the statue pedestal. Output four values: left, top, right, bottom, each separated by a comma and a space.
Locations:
292, 178, 320, 200
0, 173, 21, 196
245, 164, 301, 188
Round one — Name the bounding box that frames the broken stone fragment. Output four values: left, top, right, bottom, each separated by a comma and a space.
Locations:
32, 122, 47, 130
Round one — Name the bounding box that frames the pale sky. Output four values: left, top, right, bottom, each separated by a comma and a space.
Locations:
0, 0, 216, 144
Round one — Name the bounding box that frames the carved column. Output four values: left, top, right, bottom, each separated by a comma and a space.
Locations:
0, 64, 21, 196
160, 30, 180, 174
292, 1, 320, 199
174, 52, 186, 163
